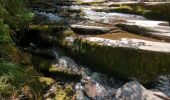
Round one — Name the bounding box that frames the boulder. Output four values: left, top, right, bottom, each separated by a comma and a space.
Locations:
24, 48, 59, 59
70, 24, 114, 34
114, 81, 169, 100
116, 20, 170, 42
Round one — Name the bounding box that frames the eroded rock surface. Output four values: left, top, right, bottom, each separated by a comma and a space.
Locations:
70, 24, 114, 34
116, 20, 170, 42
114, 81, 168, 100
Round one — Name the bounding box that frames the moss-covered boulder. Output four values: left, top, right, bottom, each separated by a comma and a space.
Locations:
61, 37, 170, 84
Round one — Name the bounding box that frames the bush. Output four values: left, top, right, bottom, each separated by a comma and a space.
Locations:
0, 0, 33, 29
0, 19, 11, 43
0, 60, 27, 97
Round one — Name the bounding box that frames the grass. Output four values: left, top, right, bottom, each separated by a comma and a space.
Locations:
0, 60, 27, 97
0, 59, 55, 99
0, 0, 33, 29
0, 19, 11, 44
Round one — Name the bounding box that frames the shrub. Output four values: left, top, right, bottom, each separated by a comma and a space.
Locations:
0, 19, 11, 43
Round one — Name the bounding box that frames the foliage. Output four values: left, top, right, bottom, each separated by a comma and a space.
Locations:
0, 19, 10, 43
0, 0, 33, 29
145, 4, 170, 21
0, 60, 27, 96
0, 0, 34, 43
0, 59, 54, 99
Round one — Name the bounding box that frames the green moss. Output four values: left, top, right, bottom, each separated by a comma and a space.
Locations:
53, 84, 74, 100
0, 59, 55, 99
38, 77, 54, 86
145, 4, 170, 21
110, 6, 133, 14
31, 55, 52, 71
0, 43, 21, 63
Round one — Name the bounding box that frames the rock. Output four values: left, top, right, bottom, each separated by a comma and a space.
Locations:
116, 20, 170, 42
70, 24, 114, 34
34, 12, 63, 24
114, 81, 168, 100
92, 72, 108, 85
61, 36, 170, 83
58, 56, 78, 69
25, 48, 58, 59
154, 75, 170, 96
83, 9, 146, 24
75, 83, 90, 100
85, 37, 170, 52
84, 78, 106, 98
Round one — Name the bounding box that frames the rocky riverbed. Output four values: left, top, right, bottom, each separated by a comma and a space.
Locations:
25, 0, 170, 99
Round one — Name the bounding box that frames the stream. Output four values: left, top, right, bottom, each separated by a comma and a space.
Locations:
30, 1, 170, 99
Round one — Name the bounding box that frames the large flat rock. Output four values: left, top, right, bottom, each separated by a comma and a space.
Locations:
61, 36, 170, 83
116, 20, 170, 42
70, 24, 114, 34
85, 37, 170, 52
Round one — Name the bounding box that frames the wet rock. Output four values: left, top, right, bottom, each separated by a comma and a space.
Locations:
70, 24, 113, 34
116, 20, 170, 42
154, 75, 170, 96
92, 72, 108, 85
81, 76, 116, 99
85, 37, 170, 52
25, 48, 59, 59
75, 83, 90, 100
83, 9, 146, 24
58, 56, 78, 71
62, 37, 170, 83
114, 81, 168, 100
34, 12, 63, 24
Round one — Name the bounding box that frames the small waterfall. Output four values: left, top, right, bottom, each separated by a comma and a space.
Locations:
35, 11, 63, 23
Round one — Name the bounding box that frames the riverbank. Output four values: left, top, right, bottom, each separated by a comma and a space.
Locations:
1, 0, 170, 99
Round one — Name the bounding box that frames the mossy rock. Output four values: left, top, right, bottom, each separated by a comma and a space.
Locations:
0, 43, 20, 63
46, 83, 74, 100
62, 38, 170, 84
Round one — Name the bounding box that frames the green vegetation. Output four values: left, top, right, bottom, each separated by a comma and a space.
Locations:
0, 19, 10, 44
0, 0, 50, 99
0, 0, 33, 29
0, 0, 34, 43
0, 60, 26, 96
0, 60, 53, 99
